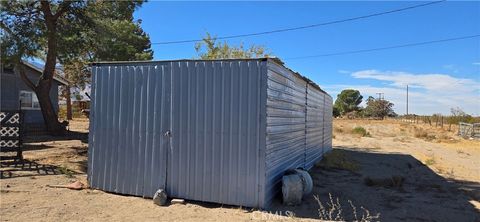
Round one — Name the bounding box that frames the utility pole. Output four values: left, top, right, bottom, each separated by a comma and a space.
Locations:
406, 85, 409, 115
376, 92, 384, 100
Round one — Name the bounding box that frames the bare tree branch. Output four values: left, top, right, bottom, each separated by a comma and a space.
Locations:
53, 1, 71, 20
0, 22, 15, 36
40, 1, 53, 18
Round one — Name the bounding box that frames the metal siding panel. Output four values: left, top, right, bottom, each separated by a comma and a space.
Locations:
98, 67, 109, 190
263, 61, 332, 207
142, 66, 155, 196
305, 86, 325, 169
258, 62, 268, 208
159, 65, 171, 195
87, 67, 98, 187
323, 95, 333, 153
117, 66, 129, 193
166, 60, 264, 208
89, 64, 170, 198
264, 62, 307, 206
105, 66, 117, 192
169, 61, 182, 197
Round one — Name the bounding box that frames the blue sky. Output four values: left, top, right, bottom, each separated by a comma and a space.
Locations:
134, 1, 480, 115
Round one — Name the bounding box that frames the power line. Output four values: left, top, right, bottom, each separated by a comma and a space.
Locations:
152, 1, 445, 45
284, 34, 480, 60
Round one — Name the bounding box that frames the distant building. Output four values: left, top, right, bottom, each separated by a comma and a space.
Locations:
1, 61, 68, 129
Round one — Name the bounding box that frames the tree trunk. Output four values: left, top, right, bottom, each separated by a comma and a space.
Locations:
65, 72, 72, 120
66, 86, 72, 120
35, 83, 65, 135
32, 1, 67, 135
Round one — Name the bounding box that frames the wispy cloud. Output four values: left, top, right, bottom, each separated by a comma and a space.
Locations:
324, 70, 480, 115
473, 62, 480, 66
442, 64, 460, 73
351, 70, 478, 92
337, 70, 350, 74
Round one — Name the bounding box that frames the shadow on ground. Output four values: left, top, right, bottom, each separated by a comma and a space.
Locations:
268, 147, 480, 221
24, 131, 88, 144
0, 159, 79, 179
141, 146, 479, 221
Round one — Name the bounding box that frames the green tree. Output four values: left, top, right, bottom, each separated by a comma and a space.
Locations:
61, 1, 153, 120
363, 96, 396, 119
332, 106, 341, 118
448, 107, 474, 124
1, 1, 152, 133
195, 33, 271, 59
333, 89, 363, 116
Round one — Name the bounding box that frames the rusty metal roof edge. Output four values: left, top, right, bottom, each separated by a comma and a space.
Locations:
90, 57, 331, 97
266, 58, 331, 97
89, 58, 269, 66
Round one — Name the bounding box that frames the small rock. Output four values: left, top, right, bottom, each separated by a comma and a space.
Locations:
171, 199, 185, 204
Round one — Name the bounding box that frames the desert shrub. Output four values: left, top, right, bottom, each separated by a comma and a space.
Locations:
58, 166, 75, 178
334, 127, 344, 133
414, 128, 437, 141
414, 128, 428, 138
351, 126, 371, 137
314, 193, 380, 222
317, 149, 360, 172
435, 133, 458, 143
424, 157, 436, 166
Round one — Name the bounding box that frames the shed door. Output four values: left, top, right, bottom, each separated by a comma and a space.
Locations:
122, 65, 172, 197
143, 65, 172, 196
167, 61, 218, 201
165, 61, 263, 207
88, 65, 171, 198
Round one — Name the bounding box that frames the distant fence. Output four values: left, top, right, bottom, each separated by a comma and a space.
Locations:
458, 122, 480, 139
395, 114, 480, 139
396, 115, 454, 130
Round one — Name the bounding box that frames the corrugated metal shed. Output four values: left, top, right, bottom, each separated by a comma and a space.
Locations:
88, 58, 332, 209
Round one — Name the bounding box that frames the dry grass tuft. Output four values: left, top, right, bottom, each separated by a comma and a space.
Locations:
435, 133, 459, 143
392, 136, 410, 143
437, 167, 456, 178
424, 157, 436, 166
414, 128, 436, 141
317, 149, 360, 172
351, 126, 371, 137
334, 127, 344, 133
413, 128, 428, 138
58, 166, 75, 178
314, 193, 380, 222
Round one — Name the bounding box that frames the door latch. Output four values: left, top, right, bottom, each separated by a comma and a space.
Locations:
164, 130, 171, 137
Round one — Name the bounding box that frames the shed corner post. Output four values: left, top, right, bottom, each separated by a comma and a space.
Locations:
258, 60, 269, 208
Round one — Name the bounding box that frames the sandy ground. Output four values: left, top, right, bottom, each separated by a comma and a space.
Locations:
1, 119, 479, 221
